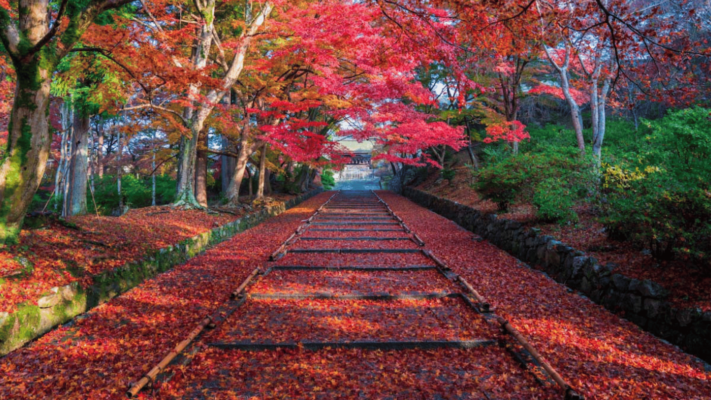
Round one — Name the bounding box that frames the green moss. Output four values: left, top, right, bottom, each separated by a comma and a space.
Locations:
73, 291, 87, 309
12, 305, 41, 341
0, 314, 16, 344
53, 302, 69, 321
0, 118, 34, 244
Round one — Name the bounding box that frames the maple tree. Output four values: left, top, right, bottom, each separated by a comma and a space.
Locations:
0, 0, 143, 244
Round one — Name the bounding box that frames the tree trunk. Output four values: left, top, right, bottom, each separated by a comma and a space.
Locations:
117, 132, 123, 209
225, 131, 255, 204
246, 166, 253, 198
0, 0, 136, 243
175, 1, 272, 208
195, 130, 208, 207
592, 78, 610, 160
559, 69, 586, 155
264, 168, 272, 195
221, 136, 236, 195
256, 143, 267, 199
97, 126, 104, 178
64, 113, 91, 216
174, 4, 213, 209
545, 46, 585, 155
54, 102, 72, 211
89, 124, 95, 201
0, 65, 53, 243
175, 116, 201, 206
152, 135, 156, 207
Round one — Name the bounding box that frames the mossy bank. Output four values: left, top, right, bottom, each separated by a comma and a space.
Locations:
0, 189, 321, 356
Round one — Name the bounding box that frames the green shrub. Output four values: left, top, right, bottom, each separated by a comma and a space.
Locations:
153, 175, 177, 205
321, 169, 336, 190
441, 168, 456, 184
641, 107, 711, 185
602, 174, 711, 266
598, 108, 711, 267
533, 178, 578, 224
474, 147, 593, 212
474, 155, 534, 210
89, 174, 176, 214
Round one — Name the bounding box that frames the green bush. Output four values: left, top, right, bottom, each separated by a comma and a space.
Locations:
533, 178, 578, 224
641, 107, 711, 185
602, 174, 711, 266
321, 169, 336, 190
89, 174, 176, 214
474, 154, 535, 211
441, 168, 456, 184
474, 147, 593, 212
599, 108, 711, 267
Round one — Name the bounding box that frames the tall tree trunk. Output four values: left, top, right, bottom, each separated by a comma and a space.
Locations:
175, 131, 199, 207
225, 130, 255, 204
89, 124, 95, 203
592, 78, 611, 160
559, 69, 586, 155
54, 102, 72, 211
256, 143, 267, 199
221, 136, 236, 195
64, 113, 91, 216
0, 63, 53, 243
97, 129, 104, 178
117, 132, 123, 210
194, 130, 208, 207
174, 1, 214, 209
545, 46, 585, 155
152, 133, 156, 207
246, 166, 253, 198
264, 168, 272, 195
176, 1, 272, 208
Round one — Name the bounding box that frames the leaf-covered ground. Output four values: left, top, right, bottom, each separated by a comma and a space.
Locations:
416, 167, 711, 312
378, 191, 711, 398
1, 191, 708, 399
162, 191, 558, 399
0, 196, 293, 313
251, 269, 451, 295
0, 193, 330, 398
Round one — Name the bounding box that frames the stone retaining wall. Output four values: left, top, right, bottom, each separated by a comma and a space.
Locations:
0, 189, 322, 356
403, 186, 711, 364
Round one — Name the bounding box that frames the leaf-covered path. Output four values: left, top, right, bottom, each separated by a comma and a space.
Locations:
1, 191, 709, 399
160, 191, 563, 399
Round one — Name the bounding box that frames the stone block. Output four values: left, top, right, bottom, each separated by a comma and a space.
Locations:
598, 276, 611, 290
545, 247, 561, 269
677, 308, 699, 328
625, 293, 643, 314
703, 311, 711, 323
37, 288, 61, 309
60, 283, 78, 301
601, 290, 623, 310
628, 278, 641, 293
611, 274, 630, 292
571, 257, 587, 280
590, 289, 603, 303
637, 279, 669, 299
644, 298, 662, 319
581, 277, 593, 294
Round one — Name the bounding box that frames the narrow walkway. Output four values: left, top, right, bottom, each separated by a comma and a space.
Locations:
159, 192, 566, 399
